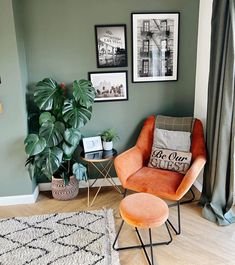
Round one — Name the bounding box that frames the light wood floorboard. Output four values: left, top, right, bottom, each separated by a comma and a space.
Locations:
0, 187, 235, 265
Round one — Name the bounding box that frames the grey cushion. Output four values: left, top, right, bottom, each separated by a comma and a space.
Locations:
154, 128, 191, 152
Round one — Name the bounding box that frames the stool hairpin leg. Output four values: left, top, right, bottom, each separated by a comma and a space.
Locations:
135, 228, 153, 265
149, 228, 154, 265
113, 220, 125, 250
113, 220, 172, 252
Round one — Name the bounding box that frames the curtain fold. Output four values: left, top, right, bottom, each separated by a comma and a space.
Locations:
200, 0, 235, 225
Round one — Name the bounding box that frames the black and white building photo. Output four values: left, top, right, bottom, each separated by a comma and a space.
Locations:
132, 13, 179, 82
95, 25, 127, 68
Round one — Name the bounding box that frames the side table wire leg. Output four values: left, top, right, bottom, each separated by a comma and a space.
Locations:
99, 161, 122, 193
90, 186, 102, 207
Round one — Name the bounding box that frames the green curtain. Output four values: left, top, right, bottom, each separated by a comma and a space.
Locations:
200, 0, 235, 225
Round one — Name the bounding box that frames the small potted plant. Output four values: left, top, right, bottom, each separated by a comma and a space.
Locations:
101, 128, 119, 151
24, 78, 95, 200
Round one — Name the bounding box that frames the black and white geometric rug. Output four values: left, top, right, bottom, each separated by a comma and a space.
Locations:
0, 209, 120, 265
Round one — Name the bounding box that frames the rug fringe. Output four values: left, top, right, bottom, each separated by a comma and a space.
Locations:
104, 208, 121, 265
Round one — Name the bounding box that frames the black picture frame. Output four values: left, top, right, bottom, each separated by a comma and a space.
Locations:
95, 24, 128, 68
131, 12, 180, 83
88, 71, 128, 102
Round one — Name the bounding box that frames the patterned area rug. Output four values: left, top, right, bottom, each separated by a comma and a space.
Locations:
0, 209, 120, 265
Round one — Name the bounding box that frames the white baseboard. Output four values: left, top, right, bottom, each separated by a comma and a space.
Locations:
38, 177, 121, 191
0, 178, 206, 206
0, 186, 39, 206
193, 180, 202, 192
0, 178, 121, 206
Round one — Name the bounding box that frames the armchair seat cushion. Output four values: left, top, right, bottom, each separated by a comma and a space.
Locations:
126, 167, 184, 201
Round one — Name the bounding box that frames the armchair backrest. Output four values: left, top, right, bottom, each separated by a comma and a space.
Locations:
191, 118, 207, 161
136, 116, 155, 164
136, 115, 206, 165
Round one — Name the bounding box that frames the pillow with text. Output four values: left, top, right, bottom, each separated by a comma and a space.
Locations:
148, 147, 192, 174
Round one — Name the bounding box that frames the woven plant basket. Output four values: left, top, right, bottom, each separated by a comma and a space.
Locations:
51, 175, 79, 200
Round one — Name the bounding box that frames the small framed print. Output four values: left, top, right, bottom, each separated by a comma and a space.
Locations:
88, 71, 128, 102
82, 136, 103, 153
95, 24, 128, 68
132, 12, 179, 82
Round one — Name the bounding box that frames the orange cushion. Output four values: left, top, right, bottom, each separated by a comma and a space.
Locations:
126, 167, 184, 201
120, 193, 169, 228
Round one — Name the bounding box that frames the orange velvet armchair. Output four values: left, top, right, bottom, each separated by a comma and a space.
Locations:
114, 115, 206, 234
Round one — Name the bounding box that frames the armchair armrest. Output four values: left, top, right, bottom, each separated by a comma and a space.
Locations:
176, 156, 206, 199
114, 146, 144, 187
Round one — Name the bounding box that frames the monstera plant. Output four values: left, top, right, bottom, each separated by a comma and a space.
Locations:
24, 78, 95, 198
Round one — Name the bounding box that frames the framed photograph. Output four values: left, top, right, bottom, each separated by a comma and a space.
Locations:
95, 24, 128, 68
88, 71, 128, 102
132, 12, 179, 82
82, 136, 103, 153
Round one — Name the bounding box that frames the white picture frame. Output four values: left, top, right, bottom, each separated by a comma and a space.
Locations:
132, 12, 179, 82
82, 136, 103, 153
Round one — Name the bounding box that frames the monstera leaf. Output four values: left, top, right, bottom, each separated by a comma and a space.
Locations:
25, 156, 42, 180
39, 147, 63, 179
39, 112, 56, 125
73, 79, 95, 108
73, 163, 88, 181
62, 99, 92, 128
62, 128, 81, 159
24, 134, 46, 156
25, 156, 36, 179
64, 128, 81, 146
62, 143, 77, 159
39, 121, 65, 147
34, 78, 64, 111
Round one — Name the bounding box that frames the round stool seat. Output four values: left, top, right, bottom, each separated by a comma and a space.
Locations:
119, 193, 169, 229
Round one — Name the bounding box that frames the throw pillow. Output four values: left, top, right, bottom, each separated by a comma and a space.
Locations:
154, 128, 191, 152
148, 147, 192, 174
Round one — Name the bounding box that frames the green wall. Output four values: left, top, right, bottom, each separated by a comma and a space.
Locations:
21, 0, 199, 154
0, 0, 200, 193
0, 0, 33, 196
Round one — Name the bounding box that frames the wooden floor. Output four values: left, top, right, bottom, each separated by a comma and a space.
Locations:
0, 187, 235, 265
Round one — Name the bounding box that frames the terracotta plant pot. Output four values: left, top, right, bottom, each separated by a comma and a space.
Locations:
51, 175, 79, 200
